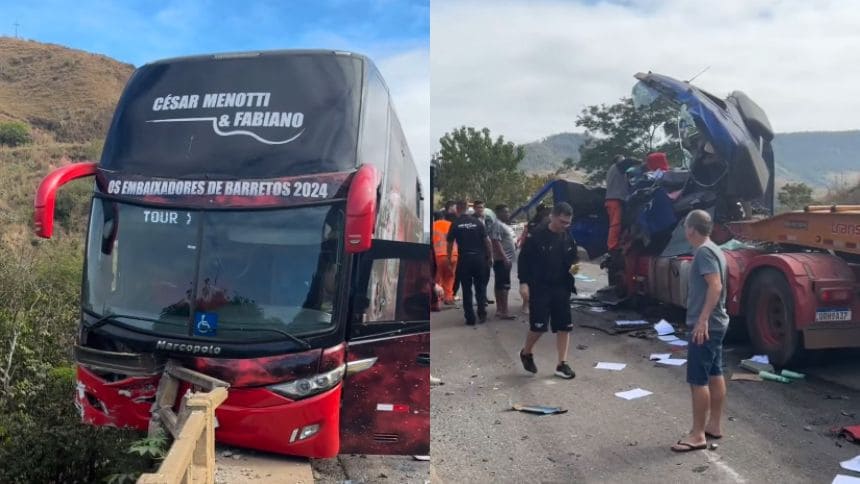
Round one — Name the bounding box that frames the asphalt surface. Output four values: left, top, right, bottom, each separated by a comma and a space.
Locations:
430, 262, 860, 483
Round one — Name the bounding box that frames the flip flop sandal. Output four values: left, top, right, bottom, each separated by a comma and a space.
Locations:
671, 440, 708, 452
705, 432, 723, 440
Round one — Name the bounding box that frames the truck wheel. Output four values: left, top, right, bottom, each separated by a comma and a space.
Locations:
745, 269, 801, 367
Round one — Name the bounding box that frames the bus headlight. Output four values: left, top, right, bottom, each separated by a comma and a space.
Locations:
268, 365, 345, 400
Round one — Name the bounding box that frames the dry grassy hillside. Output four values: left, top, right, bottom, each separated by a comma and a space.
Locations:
0, 36, 133, 143
0, 38, 133, 240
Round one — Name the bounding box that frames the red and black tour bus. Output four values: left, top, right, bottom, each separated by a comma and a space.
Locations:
34, 50, 430, 458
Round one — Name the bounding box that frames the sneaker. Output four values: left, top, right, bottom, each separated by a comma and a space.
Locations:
478, 314, 487, 324
465, 320, 476, 326
520, 350, 537, 374
555, 362, 575, 379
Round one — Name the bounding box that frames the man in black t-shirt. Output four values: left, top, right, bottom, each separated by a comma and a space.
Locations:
447, 200, 493, 325
517, 202, 579, 379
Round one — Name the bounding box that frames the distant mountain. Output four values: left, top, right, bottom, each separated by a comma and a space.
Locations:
519, 132, 587, 173
519, 130, 860, 191
772, 131, 860, 189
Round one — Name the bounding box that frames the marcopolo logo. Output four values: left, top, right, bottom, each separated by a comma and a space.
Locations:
147, 91, 305, 145
156, 340, 222, 355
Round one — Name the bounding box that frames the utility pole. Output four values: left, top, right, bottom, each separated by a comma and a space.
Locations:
13, 21, 20, 38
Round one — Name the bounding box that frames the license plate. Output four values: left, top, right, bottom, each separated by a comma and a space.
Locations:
815, 309, 852, 322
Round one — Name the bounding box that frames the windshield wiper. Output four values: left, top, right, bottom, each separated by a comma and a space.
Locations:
84, 312, 311, 349
218, 327, 311, 349
84, 312, 177, 331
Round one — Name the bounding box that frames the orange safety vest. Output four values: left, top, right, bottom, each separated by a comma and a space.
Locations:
432, 220, 457, 258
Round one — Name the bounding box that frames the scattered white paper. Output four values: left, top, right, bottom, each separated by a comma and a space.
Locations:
833, 474, 860, 484
656, 358, 687, 366
589, 307, 607, 313
840, 455, 860, 473
657, 335, 679, 342
649, 353, 671, 361
751, 355, 770, 364
654, 319, 675, 336
615, 388, 653, 400
616, 319, 648, 326
669, 339, 689, 347
595, 362, 626, 371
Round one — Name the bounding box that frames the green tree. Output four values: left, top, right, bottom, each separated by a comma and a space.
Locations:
575, 97, 681, 185
433, 127, 527, 208
0, 121, 32, 147
777, 182, 815, 211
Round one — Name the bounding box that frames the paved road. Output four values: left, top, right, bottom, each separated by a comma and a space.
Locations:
431, 262, 860, 483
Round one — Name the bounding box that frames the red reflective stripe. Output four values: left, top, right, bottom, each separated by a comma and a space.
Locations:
392, 404, 409, 413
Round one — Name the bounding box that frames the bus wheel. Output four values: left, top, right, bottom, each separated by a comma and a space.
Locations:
745, 269, 801, 368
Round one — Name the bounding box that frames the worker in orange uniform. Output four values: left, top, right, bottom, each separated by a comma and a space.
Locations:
432, 210, 457, 304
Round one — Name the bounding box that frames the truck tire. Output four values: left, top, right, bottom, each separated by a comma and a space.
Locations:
745, 268, 801, 367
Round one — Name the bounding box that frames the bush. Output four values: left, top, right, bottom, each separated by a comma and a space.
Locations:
0, 366, 151, 483
0, 122, 32, 147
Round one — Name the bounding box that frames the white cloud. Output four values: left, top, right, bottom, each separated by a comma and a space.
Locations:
432, 0, 860, 147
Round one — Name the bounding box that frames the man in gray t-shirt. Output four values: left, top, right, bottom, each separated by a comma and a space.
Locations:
672, 209, 729, 454
490, 205, 518, 319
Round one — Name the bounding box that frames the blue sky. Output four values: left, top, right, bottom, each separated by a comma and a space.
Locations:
1, 0, 428, 66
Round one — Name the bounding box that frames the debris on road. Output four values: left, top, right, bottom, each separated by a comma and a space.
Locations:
511, 403, 568, 415
826, 394, 851, 400
781, 369, 805, 380
616, 319, 649, 328
576, 344, 589, 350
668, 339, 688, 347
615, 388, 653, 400
595, 362, 626, 371
589, 307, 607, 313
575, 274, 597, 282
430, 375, 444, 386
730, 373, 763, 382
841, 425, 860, 442
649, 353, 671, 361
840, 454, 860, 473
654, 319, 675, 336
658, 334, 679, 342
759, 371, 792, 383
655, 358, 687, 367
413, 455, 430, 461
740, 358, 775, 374
832, 474, 860, 483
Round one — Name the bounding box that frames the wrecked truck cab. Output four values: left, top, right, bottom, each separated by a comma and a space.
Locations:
632, 72, 775, 216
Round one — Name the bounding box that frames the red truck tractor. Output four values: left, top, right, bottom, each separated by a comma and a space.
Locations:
514, 72, 860, 367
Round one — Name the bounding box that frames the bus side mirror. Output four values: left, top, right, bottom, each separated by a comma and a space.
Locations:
34, 162, 98, 239
345, 164, 380, 253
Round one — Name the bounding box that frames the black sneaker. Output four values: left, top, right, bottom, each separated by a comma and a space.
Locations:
555, 362, 575, 379
520, 351, 537, 374
478, 314, 487, 324
465, 320, 476, 326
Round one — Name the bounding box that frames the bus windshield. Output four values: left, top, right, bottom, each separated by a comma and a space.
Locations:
83, 199, 344, 341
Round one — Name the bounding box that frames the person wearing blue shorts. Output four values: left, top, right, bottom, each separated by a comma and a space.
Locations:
672, 209, 730, 453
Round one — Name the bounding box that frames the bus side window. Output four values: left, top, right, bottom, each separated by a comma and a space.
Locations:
363, 259, 399, 323
359, 255, 430, 324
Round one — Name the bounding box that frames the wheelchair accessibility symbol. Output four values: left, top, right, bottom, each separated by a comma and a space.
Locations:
193, 312, 218, 336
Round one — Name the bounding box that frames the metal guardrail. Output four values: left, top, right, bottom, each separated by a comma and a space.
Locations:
138, 361, 230, 484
